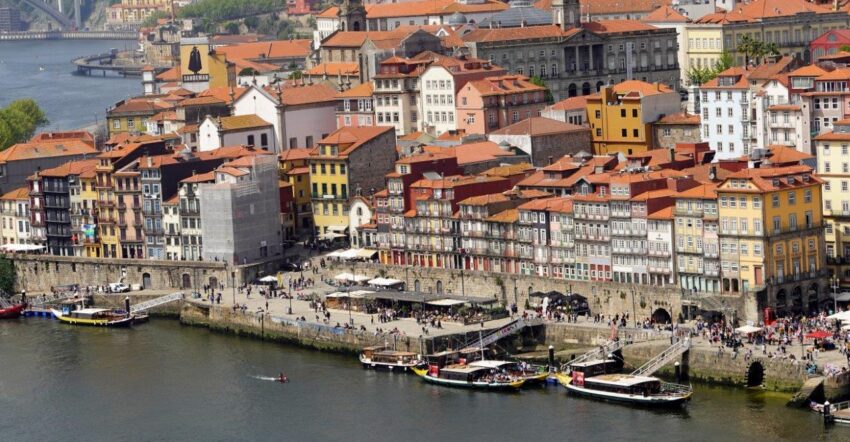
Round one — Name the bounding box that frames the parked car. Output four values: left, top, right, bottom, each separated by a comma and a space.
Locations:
108, 283, 130, 293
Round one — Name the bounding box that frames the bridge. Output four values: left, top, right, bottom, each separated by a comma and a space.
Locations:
72, 51, 169, 77
20, 0, 76, 29
0, 30, 137, 41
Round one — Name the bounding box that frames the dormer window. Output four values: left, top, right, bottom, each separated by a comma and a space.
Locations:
773, 178, 781, 187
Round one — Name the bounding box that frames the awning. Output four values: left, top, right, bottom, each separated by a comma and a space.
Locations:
325, 290, 372, 299
827, 310, 850, 320
353, 274, 370, 283
334, 272, 355, 281
0, 244, 46, 252
835, 292, 850, 302
427, 299, 466, 307
258, 275, 277, 283
368, 277, 404, 287
734, 325, 762, 334
357, 249, 378, 258
328, 225, 348, 233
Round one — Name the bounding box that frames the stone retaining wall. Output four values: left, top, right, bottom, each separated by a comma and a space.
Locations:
325, 261, 758, 322
623, 342, 807, 392
180, 302, 426, 355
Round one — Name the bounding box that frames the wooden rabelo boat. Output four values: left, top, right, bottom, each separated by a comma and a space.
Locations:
468, 360, 548, 384
359, 345, 422, 371
413, 363, 525, 390
557, 359, 692, 406
52, 308, 134, 327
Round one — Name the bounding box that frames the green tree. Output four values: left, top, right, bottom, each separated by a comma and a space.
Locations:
306, 16, 316, 29
0, 257, 16, 296
244, 16, 259, 29
529, 76, 554, 104
714, 51, 733, 73
239, 67, 259, 76
288, 70, 303, 80
225, 21, 240, 34
142, 10, 170, 27
0, 99, 48, 150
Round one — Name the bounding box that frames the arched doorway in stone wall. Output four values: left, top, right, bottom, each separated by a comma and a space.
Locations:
651, 308, 672, 324
210, 277, 218, 291
791, 286, 803, 313
142, 273, 152, 290
436, 280, 443, 294
808, 283, 820, 313
414, 280, 421, 292
182, 273, 192, 289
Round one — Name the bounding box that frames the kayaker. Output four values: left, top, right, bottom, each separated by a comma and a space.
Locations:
278, 372, 289, 383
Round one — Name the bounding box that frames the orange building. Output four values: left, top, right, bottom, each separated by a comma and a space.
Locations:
455, 75, 547, 135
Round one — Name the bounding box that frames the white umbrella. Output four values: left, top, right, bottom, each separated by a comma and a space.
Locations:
828, 310, 850, 321
841, 324, 850, 331
735, 325, 762, 334
334, 272, 355, 282
259, 275, 277, 283
352, 274, 370, 283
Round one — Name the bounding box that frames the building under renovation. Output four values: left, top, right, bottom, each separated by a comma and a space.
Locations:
200, 154, 281, 264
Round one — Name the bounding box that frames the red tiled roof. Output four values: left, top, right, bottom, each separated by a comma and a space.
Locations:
491, 117, 588, 136
582, 20, 658, 34
643, 5, 689, 23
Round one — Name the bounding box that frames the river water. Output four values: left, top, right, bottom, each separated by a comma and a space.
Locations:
0, 40, 138, 130
0, 319, 839, 441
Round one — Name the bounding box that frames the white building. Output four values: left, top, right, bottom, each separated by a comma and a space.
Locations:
419, 65, 458, 135
0, 187, 30, 246
754, 76, 811, 153
698, 67, 752, 160
198, 114, 276, 152
162, 196, 182, 260
348, 196, 374, 248
647, 209, 675, 287
232, 83, 338, 150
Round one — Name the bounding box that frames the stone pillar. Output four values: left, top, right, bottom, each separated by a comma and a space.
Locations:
574, 46, 580, 73
589, 45, 594, 72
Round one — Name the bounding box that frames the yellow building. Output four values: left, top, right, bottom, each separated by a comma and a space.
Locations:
683, 25, 725, 83
178, 38, 235, 91
717, 165, 825, 315
95, 156, 121, 259
280, 148, 314, 236
308, 126, 395, 238
586, 80, 682, 156
69, 163, 101, 257
814, 124, 850, 287
692, 0, 850, 66
107, 97, 171, 137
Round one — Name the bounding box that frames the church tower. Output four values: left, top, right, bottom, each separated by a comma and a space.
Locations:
553, 0, 581, 30
338, 0, 367, 32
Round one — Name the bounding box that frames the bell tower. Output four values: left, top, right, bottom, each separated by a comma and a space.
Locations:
338, 0, 367, 32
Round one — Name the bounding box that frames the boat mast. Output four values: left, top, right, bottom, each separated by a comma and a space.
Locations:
479, 330, 484, 360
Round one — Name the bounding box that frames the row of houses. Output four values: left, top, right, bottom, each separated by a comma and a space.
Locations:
353, 141, 826, 316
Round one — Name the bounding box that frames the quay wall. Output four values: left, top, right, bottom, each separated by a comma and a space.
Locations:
622, 342, 807, 393
10, 254, 281, 294
180, 302, 426, 355
324, 261, 758, 322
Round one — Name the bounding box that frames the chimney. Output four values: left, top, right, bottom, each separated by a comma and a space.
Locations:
548, 156, 554, 165
668, 147, 675, 162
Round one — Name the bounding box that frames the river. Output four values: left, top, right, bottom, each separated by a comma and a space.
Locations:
0, 40, 139, 131
0, 319, 839, 441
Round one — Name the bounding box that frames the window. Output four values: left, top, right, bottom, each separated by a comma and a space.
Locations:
771, 194, 779, 208
260, 133, 268, 148
788, 191, 796, 205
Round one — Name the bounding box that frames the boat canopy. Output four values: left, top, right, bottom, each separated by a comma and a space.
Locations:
440, 365, 489, 375
469, 360, 513, 369
367, 277, 404, 287
584, 374, 658, 387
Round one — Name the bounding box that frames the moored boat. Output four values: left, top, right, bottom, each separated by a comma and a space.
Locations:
468, 360, 548, 385
359, 346, 421, 371
0, 298, 26, 319
559, 359, 692, 406
51, 307, 134, 327
415, 364, 525, 390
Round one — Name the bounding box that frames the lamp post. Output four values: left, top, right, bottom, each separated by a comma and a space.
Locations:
348, 265, 355, 326
231, 270, 236, 306
460, 249, 467, 299
832, 276, 840, 314
287, 276, 293, 315
631, 286, 637, 328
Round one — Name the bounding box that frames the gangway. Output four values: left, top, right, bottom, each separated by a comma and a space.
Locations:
562, 339, 625, 370
630, 337, 690, 377
26, 291, 79, 307
460, 317, 543, 351
129, 292, 184, 314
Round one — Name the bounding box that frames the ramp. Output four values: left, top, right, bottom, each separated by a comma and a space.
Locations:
26, 291, 79, 307
460, 317, 542, 351
562, 340, 625, 370
130, 292, 184, 314
630, 338, 690, 377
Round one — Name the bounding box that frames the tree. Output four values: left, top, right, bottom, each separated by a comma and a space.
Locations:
0, 99, 48, 150
306, 16, 316, 29
239, 67, 259, 76
225, 21, 241, 35
142, 11, 170, 27
841, 44, 850, 53
0, 257, 16, 296
244, 16, 259, 29
529, 76, 554, 104
288, 70, 303, 80
714, 51, 733, 74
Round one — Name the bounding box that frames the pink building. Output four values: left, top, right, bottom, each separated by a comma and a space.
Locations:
455, 75, 547, 135
336, 82, 375, 129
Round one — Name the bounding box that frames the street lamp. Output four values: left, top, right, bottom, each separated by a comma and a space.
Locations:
631, 286, 637, 328
287, 276, 293, 315
831, 276, 840, 314
460, 249, 467, 299
348, 265, 355, 326
231, 270, 236, 306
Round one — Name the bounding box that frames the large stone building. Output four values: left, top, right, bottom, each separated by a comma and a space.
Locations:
462, 2, 681, 101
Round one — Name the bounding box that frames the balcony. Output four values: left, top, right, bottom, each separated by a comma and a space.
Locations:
705, 268, 720, 277
649, 266, 671, 274
44, 201, 69, 209
179, 208, 200, 216
574, 211, 609, 221
673, 207, 704, 217
142, 207, 161, 216
98, 200, 116, 208
575, 231, 610, 241
648, 249, 670, 257
145, 226, 164, 235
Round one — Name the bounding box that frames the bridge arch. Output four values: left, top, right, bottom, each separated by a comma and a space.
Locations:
745, 361, 765, 387
21, 0, 74, 29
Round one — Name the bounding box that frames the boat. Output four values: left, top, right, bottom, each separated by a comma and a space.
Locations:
415, 364, 525, 390
558, 359, 692, 406
359, 345, 421, 371
468, 360, 548, 385
0, 298, 25, 319
51, 304, 134, 327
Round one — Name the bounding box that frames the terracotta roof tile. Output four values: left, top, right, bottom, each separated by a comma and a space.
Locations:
262, 83, 339, 106
548, 95, 589, 111
0, 139, 97, 164
306, 62, 359, 77
214, 115, 272, 131
0, 186, 29, 201
491, 116, 588, 136
643, 5, 689, 23
581, 20, 658, 34
656, 112, 700, 125
336, 82, 374, 98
